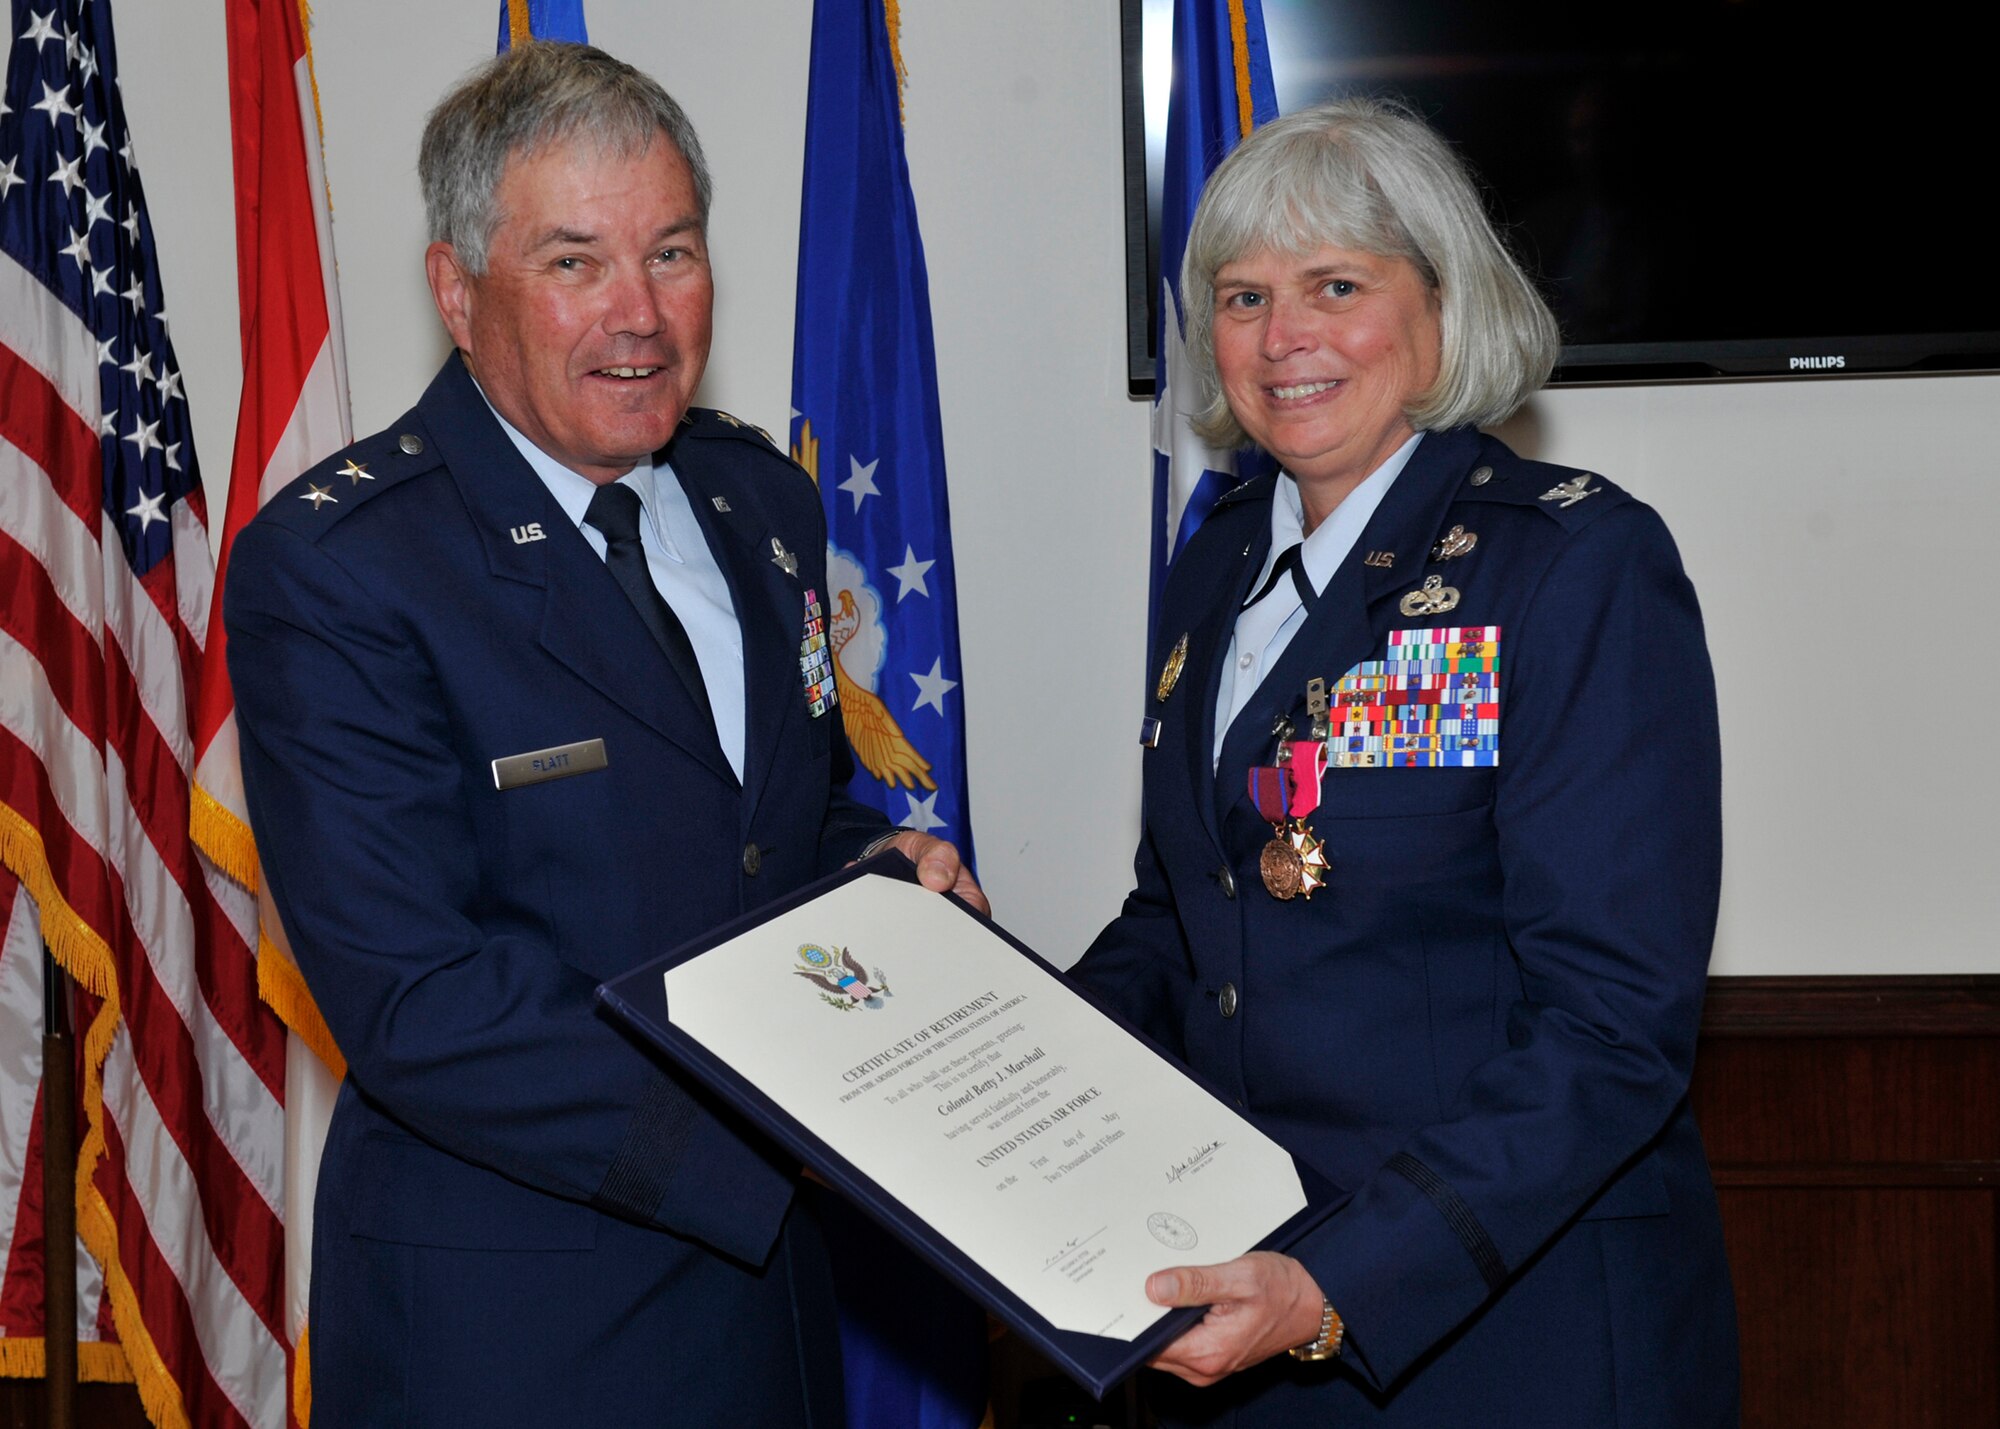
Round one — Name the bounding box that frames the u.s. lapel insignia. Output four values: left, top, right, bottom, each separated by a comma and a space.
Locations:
337, 459, 373, 486
300, 482, 336, 511
1156, 632, 1190, 703
770, 537, 799, 577
711, 496, 731, 513
1362, 550, 1395, 568
1540, 475, 1602, 509
1398, 574, 1460, 617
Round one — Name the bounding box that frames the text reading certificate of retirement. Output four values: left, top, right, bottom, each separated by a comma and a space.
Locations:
661, 874, 1307, 1340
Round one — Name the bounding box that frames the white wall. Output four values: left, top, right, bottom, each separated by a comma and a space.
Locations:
74, 1, 2000, 975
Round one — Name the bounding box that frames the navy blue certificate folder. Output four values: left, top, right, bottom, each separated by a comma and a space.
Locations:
596, 853, 1344, 1400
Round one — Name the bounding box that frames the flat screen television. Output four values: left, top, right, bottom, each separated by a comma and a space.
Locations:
1122, 0, 2000, 394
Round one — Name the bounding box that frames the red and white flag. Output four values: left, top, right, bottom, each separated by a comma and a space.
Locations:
200, 0, 354, 1422
0, 0, 291, 1424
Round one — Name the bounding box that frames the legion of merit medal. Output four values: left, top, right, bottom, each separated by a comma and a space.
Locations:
1247, 739, 1330, 901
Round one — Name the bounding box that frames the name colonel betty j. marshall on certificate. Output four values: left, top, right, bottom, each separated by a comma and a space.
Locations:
652, 870, 1309, 1342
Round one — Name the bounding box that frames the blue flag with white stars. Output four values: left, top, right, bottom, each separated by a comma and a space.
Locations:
791, 0, 974, 870
790, 8, 985, 1429
496, 0, 587, 50
1150, 0, 1279, 627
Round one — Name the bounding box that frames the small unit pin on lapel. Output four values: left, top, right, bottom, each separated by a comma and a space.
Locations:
1156, 633, 1190, 703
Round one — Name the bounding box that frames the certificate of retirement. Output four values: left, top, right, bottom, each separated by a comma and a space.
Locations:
659, 872, 1308, 1341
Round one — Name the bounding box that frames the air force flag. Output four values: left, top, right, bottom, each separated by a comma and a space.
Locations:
1151, 0, 1279, 622
791, 0, 974, 868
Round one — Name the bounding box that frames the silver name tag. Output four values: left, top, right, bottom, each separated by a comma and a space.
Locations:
491, 738, 608, 790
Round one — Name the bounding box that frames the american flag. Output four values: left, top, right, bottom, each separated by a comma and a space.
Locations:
0, 1, 289, 1425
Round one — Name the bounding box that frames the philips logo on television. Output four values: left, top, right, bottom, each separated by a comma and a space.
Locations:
1789, 355, 1846, 371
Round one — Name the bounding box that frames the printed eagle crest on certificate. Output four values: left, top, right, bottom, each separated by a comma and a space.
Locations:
794, 942, 891, 1009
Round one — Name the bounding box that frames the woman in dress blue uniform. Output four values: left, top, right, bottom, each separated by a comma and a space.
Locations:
1070, 98, 1738, 1426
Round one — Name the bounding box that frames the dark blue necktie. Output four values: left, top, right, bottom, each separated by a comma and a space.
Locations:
1242, 541, 1313, 610
583, 481, 713, 721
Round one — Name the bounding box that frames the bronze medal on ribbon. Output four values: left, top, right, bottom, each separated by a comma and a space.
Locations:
1260, 837, 1304, 899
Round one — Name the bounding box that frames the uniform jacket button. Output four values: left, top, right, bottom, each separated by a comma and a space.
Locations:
742, 842, 762, 876
1218, 982, 1239, 1018
1218, 866, 1237, 899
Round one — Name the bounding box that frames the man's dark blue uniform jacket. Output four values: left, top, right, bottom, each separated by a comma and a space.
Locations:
227, 356, 883, 1426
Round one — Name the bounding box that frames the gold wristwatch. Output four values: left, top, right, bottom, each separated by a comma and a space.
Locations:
1288, 1299, 1344, 1361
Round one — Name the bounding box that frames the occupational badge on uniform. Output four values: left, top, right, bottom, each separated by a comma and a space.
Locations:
1539, 475, 1602, 509
793, 942, 890, 1011
1156, 633, 1190, 703
1398, 574, 1460, 617
770, 537, 799, 577
1428, 525, 1477, 562
1322, 627, 1501, 769
1248, 738, 1329, 900
799, 588, 840, 718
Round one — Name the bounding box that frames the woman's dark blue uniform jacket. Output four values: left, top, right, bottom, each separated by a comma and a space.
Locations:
1072, 426, 1739, 1426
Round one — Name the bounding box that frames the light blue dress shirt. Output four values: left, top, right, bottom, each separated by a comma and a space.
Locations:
1213, 431, 1424, 766
484, 401, 747, 783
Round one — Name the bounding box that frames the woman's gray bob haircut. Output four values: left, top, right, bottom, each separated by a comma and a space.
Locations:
419, 42, 712, 275
1182, 96, 1559, 446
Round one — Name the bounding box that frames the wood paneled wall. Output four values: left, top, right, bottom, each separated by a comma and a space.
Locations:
1693, 976, 2000, 1429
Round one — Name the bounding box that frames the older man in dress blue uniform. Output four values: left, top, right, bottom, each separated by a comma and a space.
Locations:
225, 43, 977, 1427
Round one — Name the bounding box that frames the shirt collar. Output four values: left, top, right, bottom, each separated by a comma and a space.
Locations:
474, 377, 683, 560
1275, 429, 1425, 597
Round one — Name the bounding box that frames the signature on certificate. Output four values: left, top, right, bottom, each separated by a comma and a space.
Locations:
1164, 1140, 1224, 1185
1041, 1225, 1106, 1272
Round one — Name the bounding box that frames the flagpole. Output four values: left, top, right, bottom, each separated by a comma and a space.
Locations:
40, 954, 76, 1429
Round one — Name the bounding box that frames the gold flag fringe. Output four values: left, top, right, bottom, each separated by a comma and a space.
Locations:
188, 782, 260, 892
257, 932, 347, 1080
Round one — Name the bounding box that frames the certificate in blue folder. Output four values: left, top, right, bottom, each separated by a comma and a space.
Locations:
597, 854, 1343, 1399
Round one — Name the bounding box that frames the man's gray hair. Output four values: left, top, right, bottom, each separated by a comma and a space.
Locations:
419, 42, 712, 275
1181, 96, 1559, 446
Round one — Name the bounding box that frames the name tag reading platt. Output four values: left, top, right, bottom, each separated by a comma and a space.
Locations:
492, 738, 608, 790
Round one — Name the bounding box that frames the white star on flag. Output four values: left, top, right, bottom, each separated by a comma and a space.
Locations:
21, 11, 61, 48
0, 157, 21, 198
838, 454, 882, 513
30, 80, 72, 123
125, 417, 161, 459
885, 545, 934, 601
900, 789, 947, 833
125, 487, 167, 531
47, 150, 82, 195
910, 657, 958, 714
